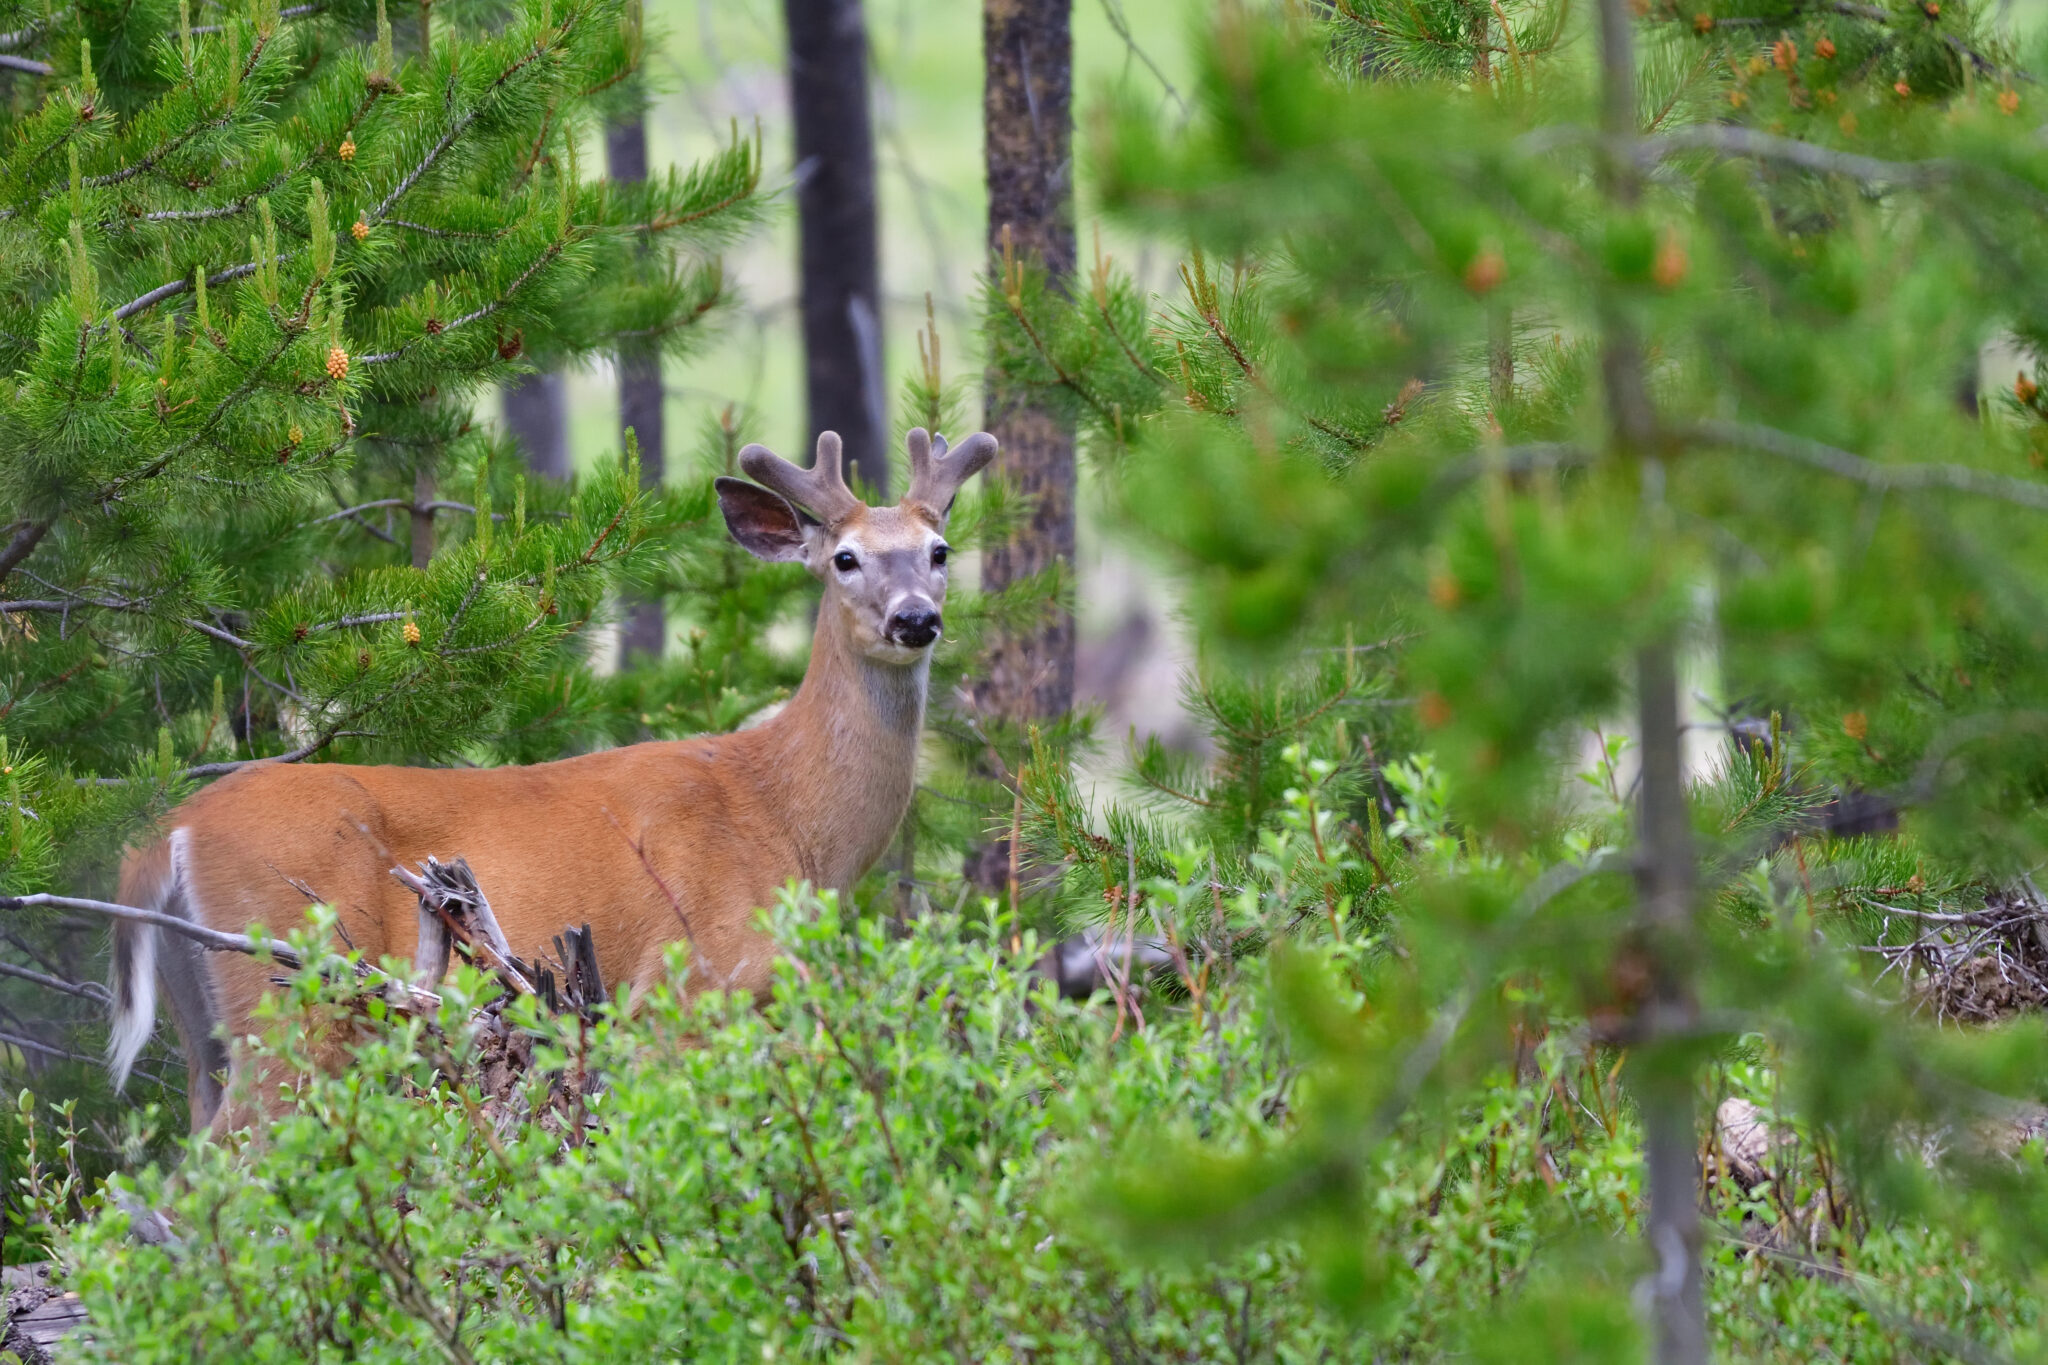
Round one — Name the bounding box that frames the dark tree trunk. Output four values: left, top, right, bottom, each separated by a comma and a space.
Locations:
608, 113, 668, 664
502, 370, 569, 480
783, 0, 887, 498
968, 0, 1075, 888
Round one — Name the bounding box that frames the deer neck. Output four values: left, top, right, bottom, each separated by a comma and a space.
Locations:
751, 603, 927, 890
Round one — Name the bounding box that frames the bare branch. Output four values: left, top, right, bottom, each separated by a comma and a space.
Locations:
0, 957, 111, 1002
1689, 419, 2048, 512
1645, 125, 1938, 185
0, 892, 305, 966
0, 518, 51, 584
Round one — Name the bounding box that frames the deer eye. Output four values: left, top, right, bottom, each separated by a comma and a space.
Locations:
931, 544, 949, 567
832, 550, 859, 573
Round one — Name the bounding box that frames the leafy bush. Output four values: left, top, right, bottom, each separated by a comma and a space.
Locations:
51, 893, 1345, 1361
21, 729, 2037, 1361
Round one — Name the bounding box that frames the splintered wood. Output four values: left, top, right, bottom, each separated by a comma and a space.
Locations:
384, 856, 609, 1140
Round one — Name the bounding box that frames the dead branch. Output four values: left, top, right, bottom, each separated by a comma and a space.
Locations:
0, 892, 306, 966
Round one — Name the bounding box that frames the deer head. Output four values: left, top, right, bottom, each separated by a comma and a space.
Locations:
716, 428, 998, 665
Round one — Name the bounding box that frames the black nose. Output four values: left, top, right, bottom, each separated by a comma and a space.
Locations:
889, 607, 941, 647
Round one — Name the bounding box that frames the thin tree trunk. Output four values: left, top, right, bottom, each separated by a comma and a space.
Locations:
1595, 0, 1707, 1356
608, 108, 667, 664
1633, 642, 1708, 1365
502, 371, 570, 481
969, 0, 1075, 888
410, 462, 435, 570
784, 0, 887, 499
1488, 306, 1513, 418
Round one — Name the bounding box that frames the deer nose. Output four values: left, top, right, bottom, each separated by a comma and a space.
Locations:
888, 606, 941, 647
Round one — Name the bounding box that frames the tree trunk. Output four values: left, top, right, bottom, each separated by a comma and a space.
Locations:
784, 0, 887, 499
969, 0, 1075, 887
608, 111, 667, 664
502, 370, 570, 481
1594, 0, 1706, 1356
1633, 641, 1708, 1365
410, 461, 435, 571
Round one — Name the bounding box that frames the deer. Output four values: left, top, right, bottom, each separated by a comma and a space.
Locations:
107, 426, 996, 1132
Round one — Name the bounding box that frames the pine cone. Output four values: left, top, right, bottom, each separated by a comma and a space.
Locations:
326, 347, 350, 380
338, 138, 356, 161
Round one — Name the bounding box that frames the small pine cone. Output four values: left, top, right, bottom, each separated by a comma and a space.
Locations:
351, 219, 369, 242
424, 318, 444, 335
357, 650, 372, 671
338, 138, 356, 161
2000, 88, 2021, 115
1815, 36, 1836, 58
403, 620, 422, 648
287, 423, 304, 445
497, 329, 524, 361
326, 346, 349, 380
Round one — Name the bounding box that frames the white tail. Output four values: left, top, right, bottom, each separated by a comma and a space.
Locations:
113, 429, 995, 1132
106, 912, 157, 1092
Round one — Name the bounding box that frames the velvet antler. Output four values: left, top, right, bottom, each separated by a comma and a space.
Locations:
738, 431, 863, 526
903, 427, 998, 519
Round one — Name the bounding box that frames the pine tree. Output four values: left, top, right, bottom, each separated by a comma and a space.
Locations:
999, 0, 2048, 1354
0, 0, 762, 1114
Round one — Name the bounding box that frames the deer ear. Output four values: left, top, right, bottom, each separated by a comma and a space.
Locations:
717, 478, 818, 563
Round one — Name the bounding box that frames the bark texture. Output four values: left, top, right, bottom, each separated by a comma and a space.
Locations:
608, 112, 668, 663
967, 0, 1075, 888
784, 0, 887, 497
976, 0, 1076, 723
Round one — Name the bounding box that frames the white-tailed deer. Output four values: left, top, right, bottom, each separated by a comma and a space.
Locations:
109, 427, 995, 1131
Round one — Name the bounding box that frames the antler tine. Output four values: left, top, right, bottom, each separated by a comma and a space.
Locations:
738, 431, 862, 525
905, 427, 934, 487
904, 429, 998, 517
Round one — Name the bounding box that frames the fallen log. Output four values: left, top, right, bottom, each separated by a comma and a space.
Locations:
1, 1263, 86, 1364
